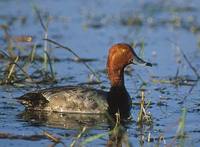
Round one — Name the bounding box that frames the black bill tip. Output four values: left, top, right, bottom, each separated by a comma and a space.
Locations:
145, 62, 152, 67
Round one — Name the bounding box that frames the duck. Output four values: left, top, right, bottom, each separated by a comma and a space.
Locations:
18, 43, 152, 120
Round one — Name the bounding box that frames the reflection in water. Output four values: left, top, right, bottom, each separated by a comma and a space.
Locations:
18, 110, 133, 146
107, 125, 131, 147
18, 110, 109, 129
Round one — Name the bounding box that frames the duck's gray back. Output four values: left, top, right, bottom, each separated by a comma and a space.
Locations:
18, 86, 108, 114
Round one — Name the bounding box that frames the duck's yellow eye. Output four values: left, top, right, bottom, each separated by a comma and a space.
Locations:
122, 49, 126, 53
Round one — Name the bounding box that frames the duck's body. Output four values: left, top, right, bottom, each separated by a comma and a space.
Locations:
18, 43, 151, 119
19, 85, 132, 118
19, 86, 108, 113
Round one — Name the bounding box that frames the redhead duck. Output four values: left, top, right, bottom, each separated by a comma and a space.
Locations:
18, 43, 152, 119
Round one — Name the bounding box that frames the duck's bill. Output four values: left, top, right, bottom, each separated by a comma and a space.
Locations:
132, 56, 152, 67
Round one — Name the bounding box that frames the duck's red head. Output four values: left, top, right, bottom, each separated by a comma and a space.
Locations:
107, 43, 152, 87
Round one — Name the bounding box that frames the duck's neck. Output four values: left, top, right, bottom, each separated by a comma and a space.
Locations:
107, 68, 131, 119
108, 67, 125, 87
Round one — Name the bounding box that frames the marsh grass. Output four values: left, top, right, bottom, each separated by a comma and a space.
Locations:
33, 6, 50, 71
45, 38, 101, 84
151, 40, 200, 87
137, 90, 153, 126
43, 131, 66, 146
176, 108, 187, 138
77, 113, 132, 147
0, 132, 46, 141
34, 7, 101, 84
0, 130, 66, 147
70, 126, 87, 147
0, 7, 100, 87
0, 2, 199, 146
5, 56, 19, 83
0, 18, 189, 147
166, 108, 187, 146
0, 42, 44, 85
34, 6, 57, 82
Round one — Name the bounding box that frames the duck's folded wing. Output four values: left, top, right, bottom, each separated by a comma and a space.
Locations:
17, 86, 108, 114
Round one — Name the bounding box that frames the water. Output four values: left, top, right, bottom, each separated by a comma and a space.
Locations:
0, 0, 200, 146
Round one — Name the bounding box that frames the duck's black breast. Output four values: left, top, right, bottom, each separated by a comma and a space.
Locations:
18, 86, 108, 114
107, 86, 132, 119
